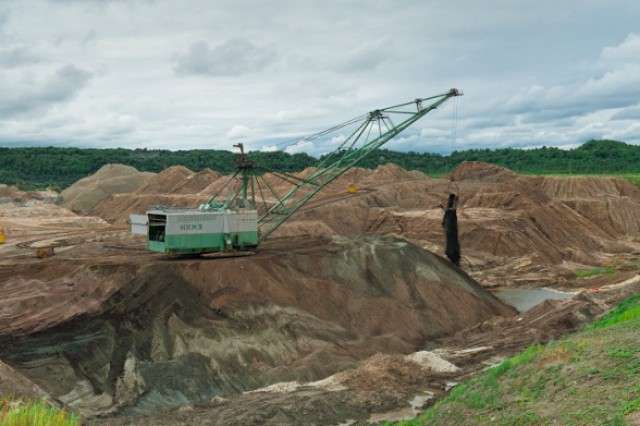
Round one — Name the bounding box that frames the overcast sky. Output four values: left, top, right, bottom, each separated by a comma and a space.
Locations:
0, 0, 639, 155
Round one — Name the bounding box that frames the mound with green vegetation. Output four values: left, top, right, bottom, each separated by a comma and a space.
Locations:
2, 139, 640, 190
0, 400, 79, 426
395, 294, 640, 425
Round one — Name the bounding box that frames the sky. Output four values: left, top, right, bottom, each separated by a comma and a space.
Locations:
0, 0, 639, 155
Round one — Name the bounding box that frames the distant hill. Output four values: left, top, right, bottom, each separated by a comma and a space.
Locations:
0, 139, 638, 190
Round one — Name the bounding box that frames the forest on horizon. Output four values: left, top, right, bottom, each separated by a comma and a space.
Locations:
0, 139, 637, 190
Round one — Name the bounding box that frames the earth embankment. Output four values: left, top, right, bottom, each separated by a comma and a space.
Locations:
0, 235, 513, 417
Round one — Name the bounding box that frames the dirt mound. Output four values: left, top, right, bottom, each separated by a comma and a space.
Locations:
78, 164, 213, 222
336, 353, 439, 394
170, 168, 222, 195
0, 184, 24, 199
61, 164, 155, 213
92, 193, 208, 224
64, 161, 640, 288
275, 220, 338, 238
365, 163, 426, 183
0, 235, 513, 416
135, 165, 194, 194
539, 175, 640, 199
197, 175, 234, 197
449, 161, 517, 182
0, 185, 59, 203
563, 197, 640, 236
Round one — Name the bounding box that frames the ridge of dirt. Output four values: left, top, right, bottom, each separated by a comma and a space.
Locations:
449, 161, 517, 182
172, 168, 222, 194
134, 165, 194, 194
64, 161, 640, 287
61, 164, 155, 213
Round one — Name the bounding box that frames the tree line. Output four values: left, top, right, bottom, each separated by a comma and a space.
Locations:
0, 139, 638, 190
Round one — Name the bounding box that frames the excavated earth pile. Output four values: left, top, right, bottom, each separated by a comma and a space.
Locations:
0, 234, 513, 420
5, 163, 640, 424
61, 164, 155, 214
70, 161, 640, 287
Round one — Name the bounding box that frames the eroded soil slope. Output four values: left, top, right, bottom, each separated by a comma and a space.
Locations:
0, 232, 512, 418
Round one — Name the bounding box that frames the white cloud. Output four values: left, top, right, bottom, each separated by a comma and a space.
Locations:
174, 38, 276, 77
226, 125, 253, 139
334, 40, 388, 72
0, 0, 639, 152
0, 64, 92, 117
285, 140, 314, 154
0, 46, 41, 68
611, 105, 640, 121
601, 33, 640, 64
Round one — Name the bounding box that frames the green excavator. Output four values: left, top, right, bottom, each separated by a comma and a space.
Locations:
130, 88, 462, 254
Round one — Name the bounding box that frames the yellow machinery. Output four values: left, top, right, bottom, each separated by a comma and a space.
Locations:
0, 225, 5, 244
347, 184, 358, 194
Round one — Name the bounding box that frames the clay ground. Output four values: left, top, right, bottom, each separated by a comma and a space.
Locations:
1, 162, 640, 424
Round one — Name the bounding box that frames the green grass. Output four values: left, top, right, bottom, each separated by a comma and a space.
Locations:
0, 400, 79, 426
575, 266, 616, 279
391, 293, 640, 425
588, 294, 640, 330
621, 174, 640, 188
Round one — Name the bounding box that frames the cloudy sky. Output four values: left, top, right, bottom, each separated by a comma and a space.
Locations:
0, 0, 639, 155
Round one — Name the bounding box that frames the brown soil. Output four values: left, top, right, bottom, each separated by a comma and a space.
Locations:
0, 196, 514, 420
61, 164, 155, 214
5, 162, 640, 424
172, 169, 221, 194
449, 161, 517, 182
86, 278, 640, 426
0, 360, 50, 400
134, 165, 193, 194
62, 161, 640, 287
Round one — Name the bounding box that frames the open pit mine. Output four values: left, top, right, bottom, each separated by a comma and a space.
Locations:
2, 158, 640, 425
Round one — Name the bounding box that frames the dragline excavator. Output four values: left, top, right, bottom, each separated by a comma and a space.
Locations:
130, 89, 462, 255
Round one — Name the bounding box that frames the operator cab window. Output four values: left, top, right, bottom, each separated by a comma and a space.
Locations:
148, 214, 166, 242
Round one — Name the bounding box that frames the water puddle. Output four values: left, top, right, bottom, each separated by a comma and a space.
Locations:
367, 391, 434, 423
493, 287, 573, 312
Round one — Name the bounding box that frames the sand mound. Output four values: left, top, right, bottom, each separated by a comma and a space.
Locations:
135, 165, 194, 194
365, 163, 426, 183
92, 193, 208, 224
337, 353, 432, 394
171, 168, 222, 195
450, 161, 517, 182
61, 164, 155, 213
67, 161, 640, 286
0, 184, 23, 198
539, 175, 640, 199
275, 220, 338, 238
198, 175, 234, 197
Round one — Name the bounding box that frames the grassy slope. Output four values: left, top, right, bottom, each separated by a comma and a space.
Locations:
394, 294, 640, 426
622, 174, 640, 188
0, 400, 79, 426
